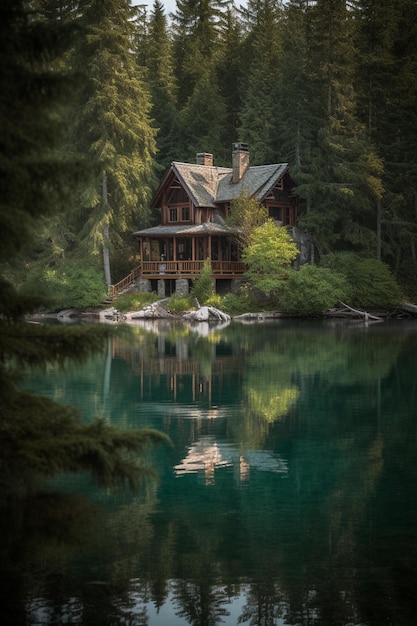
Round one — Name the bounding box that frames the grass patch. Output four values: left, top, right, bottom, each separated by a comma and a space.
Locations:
167, 295, 193, 313
114, 291, 160, 313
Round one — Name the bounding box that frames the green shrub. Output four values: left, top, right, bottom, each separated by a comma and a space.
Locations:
279, 265, 348, 314
168, 294, 193, 313
190, 259, 214, 305
321, 252, 403, 308
115, 291, 159, 313
220, 288, 261, 316
23, 260, 106, 310
205, 294, 223, 308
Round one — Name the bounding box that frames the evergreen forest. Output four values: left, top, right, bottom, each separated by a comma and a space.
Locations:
3, 0, 417, 301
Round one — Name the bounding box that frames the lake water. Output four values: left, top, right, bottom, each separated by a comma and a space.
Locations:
8, 318, 417, 625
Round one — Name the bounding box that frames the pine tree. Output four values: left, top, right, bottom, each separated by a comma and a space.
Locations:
278, 0, 315, 169
215, 7, 244, 153
354, 0, 417, 281
178, 66, 229, 162
171, 0, 229, 110
294, 0, 384, 257
238, 0, 283, 164
0, 0, 168, 499
70, 0, 158, 287
142, 0, 179, 168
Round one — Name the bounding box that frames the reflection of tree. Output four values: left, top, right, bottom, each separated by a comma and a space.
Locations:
173, 579, 230, 626
0, 476, 161, 626
0, 491, 97, 625
238, 580, 285, 625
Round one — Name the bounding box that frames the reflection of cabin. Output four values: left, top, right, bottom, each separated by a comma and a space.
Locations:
112, 334, 244, 407
110, 143, 297, 298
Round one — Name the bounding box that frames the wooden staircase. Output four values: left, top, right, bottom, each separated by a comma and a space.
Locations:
108, 265, 142, 300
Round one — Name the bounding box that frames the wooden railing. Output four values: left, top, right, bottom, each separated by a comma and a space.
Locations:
108, 265, 142, 299
140, 260, 246, 276
108, 260, 247, 299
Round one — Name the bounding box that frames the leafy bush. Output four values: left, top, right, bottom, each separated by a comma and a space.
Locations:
190, 259, 215, 305
220, 288, 261, 316
168, 295, 193, 313
115, 291, 159, 313
23, 260, 106, 310
321, 252, 403, 308
279, 265, 348, 314
205, 293, 223, 308
242, 221, 299, 296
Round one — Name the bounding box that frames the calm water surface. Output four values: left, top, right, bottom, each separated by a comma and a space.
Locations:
7, 319, 417, 625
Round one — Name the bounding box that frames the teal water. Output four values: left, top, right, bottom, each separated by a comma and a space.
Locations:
7, 319, 417, 625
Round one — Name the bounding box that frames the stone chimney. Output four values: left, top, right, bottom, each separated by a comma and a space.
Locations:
196, 152, 213, 166
232, 142, 249, 183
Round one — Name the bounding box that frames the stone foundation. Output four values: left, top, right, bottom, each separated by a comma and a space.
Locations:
157, 279, 166, 297
135, 278, 152, 293
175, 278, 189, 296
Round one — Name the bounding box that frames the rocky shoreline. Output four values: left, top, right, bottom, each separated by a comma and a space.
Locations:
31, 299, 417, 326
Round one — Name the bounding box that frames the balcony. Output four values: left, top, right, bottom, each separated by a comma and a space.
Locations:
109, 260, 247, 299
142, 260, 246, 278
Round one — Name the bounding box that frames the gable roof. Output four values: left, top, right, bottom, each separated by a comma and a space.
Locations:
151, 161, 291, 209
216, 163, 289, 203
173, 162, 231, 208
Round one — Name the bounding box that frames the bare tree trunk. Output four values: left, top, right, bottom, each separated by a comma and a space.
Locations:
102, 172, 112, 287
376, 196, 381, 260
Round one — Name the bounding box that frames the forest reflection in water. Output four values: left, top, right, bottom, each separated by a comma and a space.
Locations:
4, 318, 417, 625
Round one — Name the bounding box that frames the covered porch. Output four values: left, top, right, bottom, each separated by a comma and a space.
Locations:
108, 224, 247, 298
140, 259, 246, 279
133, 224, 245, 278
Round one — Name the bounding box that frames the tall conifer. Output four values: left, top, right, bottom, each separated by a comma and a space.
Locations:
295, 0, 384, 257
354, 0, 417, 279
171, 0, 229, 109
143, 0, 179, 168
0, 0, 168, 499
238, 0, 283, 164
70, 0, 157, 286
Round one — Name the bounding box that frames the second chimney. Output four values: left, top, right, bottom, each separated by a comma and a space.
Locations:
196, 153, 213, 166
232, 142, 249, 183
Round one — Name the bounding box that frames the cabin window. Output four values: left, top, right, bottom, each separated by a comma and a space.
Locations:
181, 207, 190, 221
176, 239, 191, 260
169, 208, 178, 222
268, 205, 292, 226
269, 206, 282, 222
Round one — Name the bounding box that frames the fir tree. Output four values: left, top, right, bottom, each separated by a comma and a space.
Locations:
70, 0, 158, 287
238, 0, 283, 164
354, 0, 417, 281
0, 0, 168, 500
215, 7, 244, 153
171, 0, 229, 110
295, 0, 384, 258
142, 0, 180, 168
178, 66, 229, 162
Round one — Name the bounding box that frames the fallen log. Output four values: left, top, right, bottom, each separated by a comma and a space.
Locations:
183, 306, 231, 323
338, 302, 383, 321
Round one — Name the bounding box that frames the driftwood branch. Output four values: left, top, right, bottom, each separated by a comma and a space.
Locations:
338, 302, 383, 321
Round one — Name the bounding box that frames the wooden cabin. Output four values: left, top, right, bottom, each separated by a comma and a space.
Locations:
111, 143, 297, 298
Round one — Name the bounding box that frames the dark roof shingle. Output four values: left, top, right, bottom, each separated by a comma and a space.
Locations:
171, 161, 289, 207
